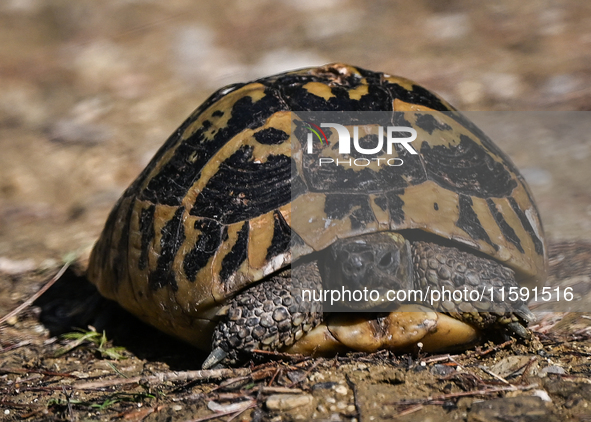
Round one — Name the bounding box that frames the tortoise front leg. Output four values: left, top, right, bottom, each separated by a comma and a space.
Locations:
411, 241, 536, 338
202, 262, 323, 369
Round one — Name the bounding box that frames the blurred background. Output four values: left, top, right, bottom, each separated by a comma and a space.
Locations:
0, 0, 590, 272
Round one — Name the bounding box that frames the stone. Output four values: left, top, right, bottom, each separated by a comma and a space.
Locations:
266, 394, 313, 411
467, 396, 558, 422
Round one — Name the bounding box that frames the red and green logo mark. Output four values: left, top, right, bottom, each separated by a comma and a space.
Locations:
303, 121, 328, 145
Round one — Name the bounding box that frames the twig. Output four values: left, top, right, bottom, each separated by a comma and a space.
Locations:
186, 403, 256, 422
287, 359, 322, 388
472, 339, 515, 357
258, 386, 303, 394
478, 365, 510, 385
225, 403, 257, 422
0, 262, 70, 326
519, 357, 538, 385
0, 340, 31, 353
267, 366, 281, 386
420, 354, 460, 364
72, 368, 251, 390
345, 374, 362, 422
394, 404, 423, 417
390, 383, 538, 406
0, 367, 78, 378
250, 349, 307, 362
62, 386, 74, 422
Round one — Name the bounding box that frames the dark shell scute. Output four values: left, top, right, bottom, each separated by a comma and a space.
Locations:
415, 113, 452, 135
140, 88, 286, 207
253, 127, 290, 145
190, 146, 292, 224
486, 199, 524, 253
508, 197, 544, 256
138, 204, 156, 271
265, 211, 292, 261
455, 195, 495, 249
183, 219, 225, 282
277, 79, 392, 112
220, 222, 250, 282
149, 206, 185, 291
323, 194, 376, 230
385, 192, 405, 226
384, 82, 452, 111
421, 134, 517, 198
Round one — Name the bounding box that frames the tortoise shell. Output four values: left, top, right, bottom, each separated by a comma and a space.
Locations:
87, 63, 547, 347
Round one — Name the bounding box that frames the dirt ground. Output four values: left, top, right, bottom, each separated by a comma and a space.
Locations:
1, 1, 591, 421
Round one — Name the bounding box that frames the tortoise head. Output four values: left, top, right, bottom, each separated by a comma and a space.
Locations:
319, 232, 414, 310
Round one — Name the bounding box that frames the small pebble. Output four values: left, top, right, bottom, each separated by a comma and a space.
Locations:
334, 385, 348, 395
5, 316, 18, 326
482, 72, 523, 100
312, 381, 338, 390
532, 389, 552, 402
208, 400, 253, 413
541, 365, 566, 375
521, 168, 553, 187
49, 119, 112, 145
0, 257, 36, 274
543, 74, 581, 97
457, 80, 484, 104
424, 13, 471, 40
266, 394, 313, 411
431, 364, 456, 377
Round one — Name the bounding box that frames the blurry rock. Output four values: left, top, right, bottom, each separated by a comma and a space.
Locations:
520, 167, 553, 187
49, 119, 112, 145
304, 9, 362, 39
0, 81, 48, 128
48, 97, 113, 144
482, 73, 523, 100
468, 396, 557, 422
0, 257, 36, 274
431, 364, 456, 377
172, 25, 246, 88
207, 399, 254, 413
279, 0, 343, 11
532, 389, 552, 402
540, 365, 566, 376
266, 393, 313, 410
543, 74, 582, 97
425, 13, 472, 40
457, 81, 485, 105
72, 40, 129, 90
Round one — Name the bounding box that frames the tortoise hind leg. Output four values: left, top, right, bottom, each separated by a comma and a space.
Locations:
202, 262, 323, 369
411, 241, 535, 338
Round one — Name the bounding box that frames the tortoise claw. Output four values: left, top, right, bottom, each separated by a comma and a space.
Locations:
506, 321, 531, 339
202, 347, 228, 369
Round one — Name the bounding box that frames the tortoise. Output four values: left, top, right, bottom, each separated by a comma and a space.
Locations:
87, 63, 547, 368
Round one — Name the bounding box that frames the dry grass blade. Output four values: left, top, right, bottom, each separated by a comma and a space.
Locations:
0, 262, 70, 326
390, 383, 539, 406
72, 368, 252, 389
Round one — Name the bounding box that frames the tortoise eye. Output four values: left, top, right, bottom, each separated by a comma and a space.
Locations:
378, 252, 394, 268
